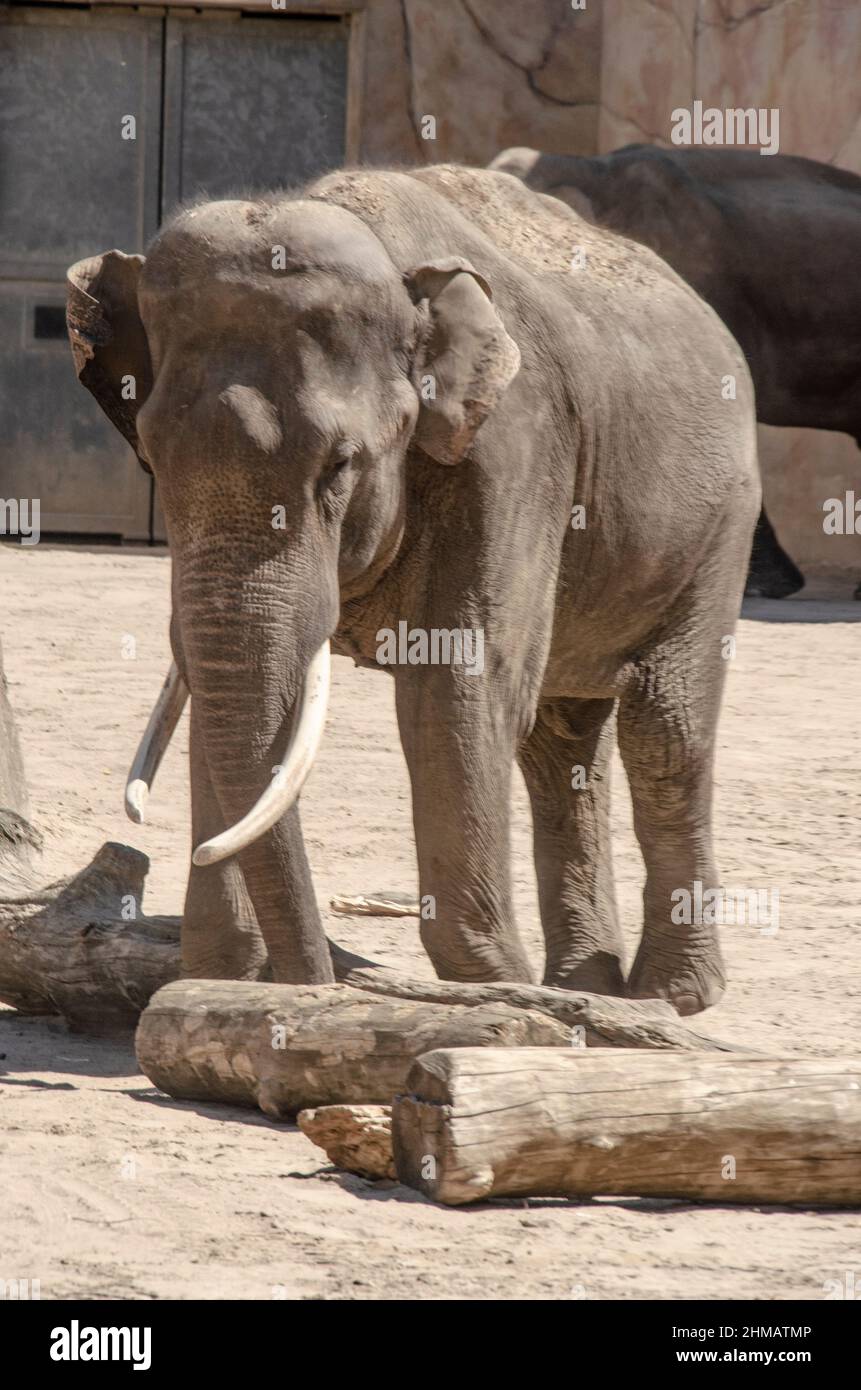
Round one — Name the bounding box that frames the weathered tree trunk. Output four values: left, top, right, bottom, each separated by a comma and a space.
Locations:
134, 979, 570, 1117
0, 842, 181, 1030
392, 1048, 861, 1206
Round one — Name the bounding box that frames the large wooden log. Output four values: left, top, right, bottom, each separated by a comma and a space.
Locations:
392, 1048, 861, 1206
134, 980, 571, 1117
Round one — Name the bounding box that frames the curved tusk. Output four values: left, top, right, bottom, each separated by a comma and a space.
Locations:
125, 662, 190, 824
192, 639, 331, 868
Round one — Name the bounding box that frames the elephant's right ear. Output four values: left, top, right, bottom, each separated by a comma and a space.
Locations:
405, 257, 521, 466
66, 251, 153, 470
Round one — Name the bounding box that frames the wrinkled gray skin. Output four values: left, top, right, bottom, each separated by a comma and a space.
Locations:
67, 165, 758, 1015
491, 144, 861, 598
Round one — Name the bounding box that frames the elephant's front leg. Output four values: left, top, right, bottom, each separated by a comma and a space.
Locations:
395, 668, 534, 984
182, 704, 268, 980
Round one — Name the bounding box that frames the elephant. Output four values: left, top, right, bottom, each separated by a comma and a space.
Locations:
489, 143, 861, 599
66, 162, 759, 1015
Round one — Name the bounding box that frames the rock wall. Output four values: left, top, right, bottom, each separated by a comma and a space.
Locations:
356, 0, 602, 166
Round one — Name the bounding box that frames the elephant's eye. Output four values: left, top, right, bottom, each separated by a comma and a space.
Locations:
317, 448, 357, 503
323, 449, 356, 485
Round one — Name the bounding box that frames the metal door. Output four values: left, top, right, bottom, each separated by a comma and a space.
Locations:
0, 6, 348, 542
0, 6, 162, 538
151, 11, 348, 541
162, 13, 348, 213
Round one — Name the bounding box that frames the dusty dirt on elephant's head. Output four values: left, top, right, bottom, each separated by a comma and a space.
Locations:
306, 170, 392, 223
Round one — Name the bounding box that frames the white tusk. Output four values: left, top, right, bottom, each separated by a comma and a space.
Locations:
192, 639, 330, 868
125, 662, 190, 824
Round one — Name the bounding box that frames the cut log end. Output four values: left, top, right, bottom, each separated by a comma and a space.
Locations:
392, 1048, 861, 1207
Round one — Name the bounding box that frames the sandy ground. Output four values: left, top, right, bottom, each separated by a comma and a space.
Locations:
0, 542, 859, 1301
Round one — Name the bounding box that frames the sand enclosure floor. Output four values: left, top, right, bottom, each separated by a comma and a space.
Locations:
1, 544, 859, 1300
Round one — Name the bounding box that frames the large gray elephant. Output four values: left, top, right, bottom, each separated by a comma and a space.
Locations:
490, 144, 861, 598
67, 164, 758, 1015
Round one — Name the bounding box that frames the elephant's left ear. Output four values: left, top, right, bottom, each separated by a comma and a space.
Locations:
405, 257, 521, 465
66, 250, 153, 472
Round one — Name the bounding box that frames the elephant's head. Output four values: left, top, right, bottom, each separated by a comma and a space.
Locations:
66, 197, 520, 972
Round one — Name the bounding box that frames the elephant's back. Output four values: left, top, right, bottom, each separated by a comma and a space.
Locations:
408, 164, 673, 296
307, 163, 678, 303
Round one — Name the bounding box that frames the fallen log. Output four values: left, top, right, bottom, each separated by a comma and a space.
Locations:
298, 1104, 395, 1179
331, 962, 746, 1053
134, 980, 570, 1117
392, 1048, 861, 1206
0, 842, 181, 1031
0, 843, 744, 1052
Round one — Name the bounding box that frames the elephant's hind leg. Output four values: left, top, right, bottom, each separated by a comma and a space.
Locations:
617, 613, 731, 1016
518, 697, 625, 995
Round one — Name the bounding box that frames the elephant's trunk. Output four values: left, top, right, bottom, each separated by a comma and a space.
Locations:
131, 535, 337, 983
180, 547, 336, 984
191, 638, 329, 865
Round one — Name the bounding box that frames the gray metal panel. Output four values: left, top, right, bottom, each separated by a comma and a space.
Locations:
162, 14, 348, 214
0, 281, 152, 537
0, 9, 349, 541
0, 7, 163, 279
0, 7, 162, 537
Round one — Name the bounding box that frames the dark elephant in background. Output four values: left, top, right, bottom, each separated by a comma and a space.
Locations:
490, 144, 861, 598
67, 162, 759, 1015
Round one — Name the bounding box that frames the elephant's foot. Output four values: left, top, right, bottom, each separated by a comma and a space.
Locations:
744, 571, 804, 599
626, 929, 726, 1016
544, 948, 626, 997
422, 924, 535, 986
180, 920, 269, 982
746, 511, 804, 599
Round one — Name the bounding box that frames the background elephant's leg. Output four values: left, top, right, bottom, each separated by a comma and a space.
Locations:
182, 706, 268, 980
745, 506, 804, 598
395, 673, 534, 985
518, 697, 624, 995
617, 622, 729, 1017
